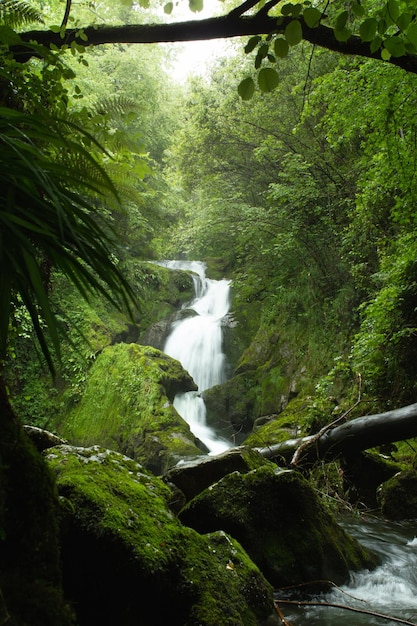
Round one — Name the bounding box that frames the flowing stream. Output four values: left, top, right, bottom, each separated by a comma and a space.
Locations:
279, 515, 417, 625
161, 260, 233, 455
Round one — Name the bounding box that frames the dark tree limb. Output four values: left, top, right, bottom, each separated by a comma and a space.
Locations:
13, 11, 417, 74
256, 402, 417, 467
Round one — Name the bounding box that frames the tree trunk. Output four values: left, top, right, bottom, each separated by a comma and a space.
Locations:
256, 402, 417, 467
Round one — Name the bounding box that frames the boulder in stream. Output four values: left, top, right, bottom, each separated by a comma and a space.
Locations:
45, 444, 277, 626
178, 464, 378, 588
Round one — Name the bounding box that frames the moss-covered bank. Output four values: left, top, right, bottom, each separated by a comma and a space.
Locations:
59, 343, 204, 473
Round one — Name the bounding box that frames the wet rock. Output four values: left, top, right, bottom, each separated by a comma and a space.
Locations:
45, 444, 277, 626
179, 465, 378, 588
378, 469, 417, 520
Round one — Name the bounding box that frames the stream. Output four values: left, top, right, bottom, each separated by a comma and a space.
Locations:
277, 515, 417, 625
159, 260, 417, 625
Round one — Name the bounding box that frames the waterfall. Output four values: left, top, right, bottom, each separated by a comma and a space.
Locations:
161, 260, 233, 455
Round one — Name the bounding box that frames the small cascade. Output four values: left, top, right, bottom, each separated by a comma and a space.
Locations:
161, 260, 233, 455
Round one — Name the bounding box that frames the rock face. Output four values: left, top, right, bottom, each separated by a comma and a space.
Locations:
178, 464, 378, 588
378, 469, 417, 520
45, 445, 277, 626
61, 343, 205, 474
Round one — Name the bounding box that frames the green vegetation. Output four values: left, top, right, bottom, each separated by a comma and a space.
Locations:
3, 0, 417, 621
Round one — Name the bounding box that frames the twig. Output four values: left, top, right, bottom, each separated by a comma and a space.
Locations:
276, 578, 368, 604
274, 601, 293, 626
276, 599, 417, 626
60, 0, 72, 29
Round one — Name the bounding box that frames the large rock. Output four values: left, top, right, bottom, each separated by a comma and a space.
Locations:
164, 446, 276, 501
45, 445, 277, 626
179, 465, 378, 588
377, 469, 417, 520
61, 343, 205, 474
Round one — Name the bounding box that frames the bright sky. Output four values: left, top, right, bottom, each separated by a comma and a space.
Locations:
161, 0, 228, 82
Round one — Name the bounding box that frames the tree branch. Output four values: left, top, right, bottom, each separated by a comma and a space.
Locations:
13, 14, 417, 74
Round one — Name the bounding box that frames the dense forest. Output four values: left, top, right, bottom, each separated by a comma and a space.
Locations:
2, 0, 417, 624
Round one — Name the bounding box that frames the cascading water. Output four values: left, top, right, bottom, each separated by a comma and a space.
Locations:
161, 260, 233, 455
279, 516, 417, 625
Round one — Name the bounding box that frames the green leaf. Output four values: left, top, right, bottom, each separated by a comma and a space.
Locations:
336, 10, 348, 31
303, 7, 321, 28
335, 27, 351, 42
189, 0, 203, 12
386, 0, 399, 23
359, 18, 377, 42
281, 3, 295, 16
274, 37, 289, 58
384, 35, 406, 57
397, 12, 412, 32
164, 2, 173, 13
381, 47, 391, 60
285, 20, 302, 46
406, 22, 417, 50
370, 34, 383, 53
0, 25, 21, 45
238, 77, 255, 100
258, 67, 279, 93
245, 36, 261, 53
351, 3, 365, 18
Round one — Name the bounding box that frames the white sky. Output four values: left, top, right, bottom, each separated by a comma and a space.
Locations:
160, 0, 228, 82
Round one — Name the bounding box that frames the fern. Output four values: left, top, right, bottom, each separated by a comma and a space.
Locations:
0, 0, 43, 27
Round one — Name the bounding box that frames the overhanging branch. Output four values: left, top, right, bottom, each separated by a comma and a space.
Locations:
14, 12, 417, 74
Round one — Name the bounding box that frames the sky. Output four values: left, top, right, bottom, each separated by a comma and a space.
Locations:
161, 0, 228, 82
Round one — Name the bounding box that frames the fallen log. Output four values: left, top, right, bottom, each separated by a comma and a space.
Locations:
256, 402, 417, 467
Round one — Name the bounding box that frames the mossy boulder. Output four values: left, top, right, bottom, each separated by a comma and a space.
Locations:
61, 343, 204, 474
179, 465, 377, 587
45, 445, 276, 626
0, 389, 74, 626
377, 469, 417, 520
164, 446, 276, 501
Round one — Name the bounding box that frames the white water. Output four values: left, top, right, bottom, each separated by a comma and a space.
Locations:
281, 516, 417, 625
161, 260, 233, 455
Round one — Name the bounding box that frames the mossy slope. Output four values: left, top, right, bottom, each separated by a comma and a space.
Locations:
45, 445, 275, 626
61, 343, 203, 473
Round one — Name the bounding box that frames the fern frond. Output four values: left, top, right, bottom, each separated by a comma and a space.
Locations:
0, 0, 43, 27
93, 95, 138, 118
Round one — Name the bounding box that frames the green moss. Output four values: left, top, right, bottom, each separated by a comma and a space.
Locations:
179, 465, 377, 587
0, 395, 74, 626
60, 343, 203, 473
45, 445, 275, 625
378, 469, 417, 520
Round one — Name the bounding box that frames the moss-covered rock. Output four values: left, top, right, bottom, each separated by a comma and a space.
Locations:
377, 469, 417, 520
179, 465, 378, 587
164, 446, 276, 501
60, 343, 204, 474
243, 396, 338, 448
45, 444, 276, 626
0, 386, 74, 626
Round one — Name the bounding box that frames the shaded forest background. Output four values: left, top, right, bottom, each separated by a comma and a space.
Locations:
4, 0, 417, 455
